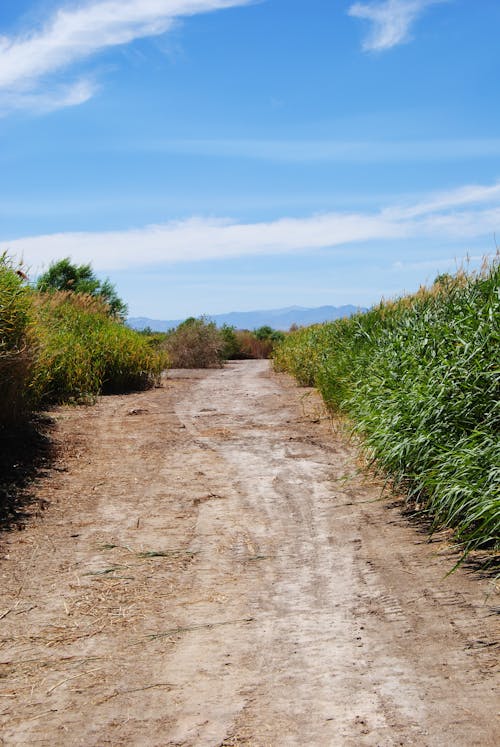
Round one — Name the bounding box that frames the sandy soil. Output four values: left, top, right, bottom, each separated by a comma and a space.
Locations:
0, 360, 498, 746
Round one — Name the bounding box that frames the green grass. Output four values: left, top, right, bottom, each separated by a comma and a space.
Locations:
31, 291, 168, 404
274, 262, 500, 553
1, 257, 168, 430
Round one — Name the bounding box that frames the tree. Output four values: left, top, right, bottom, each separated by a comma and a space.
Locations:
36, 258, 127, 320
254, 325, 285, 343
220, 324, 240, 359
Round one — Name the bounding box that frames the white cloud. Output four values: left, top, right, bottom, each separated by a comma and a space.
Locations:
0, 79, 97, 117
4, 214, 404, 272
3, 181, 499, 273
382, 182, 500, 219
348, 0, 447, 51
0, 0, 252, 113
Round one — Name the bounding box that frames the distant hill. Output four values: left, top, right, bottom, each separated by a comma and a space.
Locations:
127, 305, 365, 332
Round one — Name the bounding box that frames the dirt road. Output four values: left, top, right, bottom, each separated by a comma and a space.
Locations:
0, 360, 498, 746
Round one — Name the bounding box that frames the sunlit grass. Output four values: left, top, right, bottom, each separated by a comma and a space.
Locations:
31, 291, 168, 404
274, 260, 500, 552
1, 256, 168, 430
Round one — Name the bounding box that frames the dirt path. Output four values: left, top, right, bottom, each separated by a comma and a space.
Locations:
0, 360, 498, 746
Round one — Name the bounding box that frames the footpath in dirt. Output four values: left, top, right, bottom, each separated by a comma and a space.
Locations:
0, 360, 498, 746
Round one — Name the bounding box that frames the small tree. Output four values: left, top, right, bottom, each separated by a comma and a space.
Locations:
220, 324, 240, 359
36, 258, 127, 320
254, 325, 285, 343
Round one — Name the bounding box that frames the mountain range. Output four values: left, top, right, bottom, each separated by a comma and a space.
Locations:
127, 305, 365, 332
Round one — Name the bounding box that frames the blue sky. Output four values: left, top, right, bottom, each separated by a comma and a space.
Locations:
1, 0, 499, 318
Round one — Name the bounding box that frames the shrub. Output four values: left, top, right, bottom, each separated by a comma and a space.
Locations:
233, 330, 274, 359
229, 327, 285, 360
164, 316, 225, 368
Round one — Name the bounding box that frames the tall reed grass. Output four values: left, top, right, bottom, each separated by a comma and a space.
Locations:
1, 257, 168, 430
31, 292, 168, 404
274, 261, 499, 552
0, 255, 35, 427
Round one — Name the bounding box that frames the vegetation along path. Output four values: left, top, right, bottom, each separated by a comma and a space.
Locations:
0, 360, 498, 746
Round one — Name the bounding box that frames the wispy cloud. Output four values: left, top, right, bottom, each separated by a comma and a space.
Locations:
129, 137, 500, 163
0, 79, 97, 117
4, 213, 404, 271
383, 182, 500, 219
0, 0, 252, 115
348, 0, 447, 52
3, 181, 499, 272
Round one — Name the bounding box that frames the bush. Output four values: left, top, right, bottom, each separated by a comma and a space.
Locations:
227, 327, 286, 360
163, 319, 285, 365
164, 316, 225, 368
274, 261, 500, 552
233, 330, 274, 359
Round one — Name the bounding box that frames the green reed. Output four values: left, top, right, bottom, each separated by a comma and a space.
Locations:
274, 262, 499, 552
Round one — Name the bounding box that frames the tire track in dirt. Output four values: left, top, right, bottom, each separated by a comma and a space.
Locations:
0, 360, 498, 746
166, 361, 499, 747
